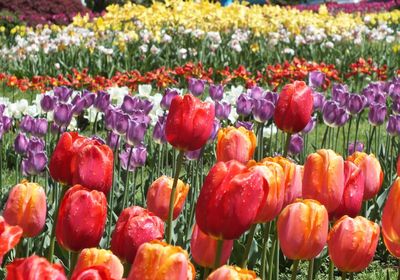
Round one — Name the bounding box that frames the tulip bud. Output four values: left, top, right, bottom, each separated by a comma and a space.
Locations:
328, 216, 379, 272
54, 86, 72, 102
127, 241, 195, 280
6, 255, 67, 280
126, 120, 147, 146
252, 98, 274, 123
236, 94, 253, 116
207, 265, 261, 280
32, 118, 48, 137
277, 199, 329, 260
382, 178, 400, 257
209, 84, 224, 101
40, 94, 55, 112
303, 149, 345, 213
216, 126, 256, 163
309, 71, 325, 89
368, 103, 386, 126
14, 132, 29, 155
111, 206, 164, 263
71, 266, 112, 280
153, 116, 166, 144
56, 185, 107, 252
94, 90, 111, 112
161, 88, 180, 110
288, 134, 304, 155
188, 78, 206, 96
190, 224, 233, 268
0, 216, 23, 265
20, 115, 34, 133
347, 152, 383, 200
54, 103, 73, 127
146, 175, 189, 221
72, 248, 123, 280
215, 101, 231, 120
332, 84, 349, 106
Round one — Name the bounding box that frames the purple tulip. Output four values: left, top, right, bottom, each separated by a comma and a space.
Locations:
50, 123, 66, 135
21, 151, 47, 176
20, 116, 34, 133
185, 148, 202, 160
188, 78, 206, 96
40, 94, 55, 112
94, 90, 111, 112
209, 119, 221, 141
236, 121, 254, 131
153, 116, 166, 144
209, 84, 224, 101
288, 134, 304, 155
336, 108, 350, 127
0, 104, 5, 116
138, 99, 153, 115
346, 94, 365, 115
106, 132, 120, 150
236, 94, 253, 116
362, 82, 385, 106
253, 99, 274, 123
348, 141, 364, 155
113, 110, 130, 135
82, 91, 96, 108
27, 137, 45, 152
387, 115, 400, 135
14, 132, 29, 155
105, 107, 117, 131
54, 103, 73, 127
126, 120, 147, 146
32, 118, 48, 137
368, 103, 387, 126
322, 101, 340, 127
313, 92, 326, 111
215, 101, 231, 120
392, 101, 400, 115
302, 116, 317, 134
72, 96, 86, 116
120, 146, 147, 171
53, 86, 72, 102
248, 86, 265, 100
309, 71, 325, 89
265, 91, 278, 104
332, 84, 349, 106
161, 89, 180, 110
121, 95, 138, 114
2, 116, 12, 131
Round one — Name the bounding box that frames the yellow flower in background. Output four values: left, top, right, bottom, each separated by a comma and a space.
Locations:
250, 43, 260, 53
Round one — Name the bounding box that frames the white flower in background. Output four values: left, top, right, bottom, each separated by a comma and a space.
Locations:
209, 44, 219, 52
68, 117, 78, 131
108, 86, 129, 106
192, 29, 205, 38
140, 29, 151, 43
354, 37, 362, 45
150, 45, 161, 55
178, 48, 188, 59
207, 32, 222, 45
323, 41, 334, 49
139, 44, 148, 53
263, 124, 278, 138
86, 108, 101, 123
224, 85, 244, 105
162, 34, 172, 43
47, 111, 54, 122
364, 15, 371, 24
295, 35, 306, 46
228, 109, 239, 123
386, 36, 395, 43
332, 34, 342, 42
148, 93, 164, 125
283, 47, 295, 56
138, 84, 152, 98
189, 48, 198, 57
55, 63, 61, 69
26, 105, 39, 117
229, 39, 242, 53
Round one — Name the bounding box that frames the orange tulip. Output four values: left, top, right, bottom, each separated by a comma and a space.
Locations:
382, 178, 400, 257
248, 160, 285, 223
277, 199, 329, 260
3, 180, 46, 237
207, 265, 261, 280
190, 224, 233, 268
72, 248, 124, 280
328, 216, 379, 272
216, 126, 256, 163
146, 175, 189, 221
303, 149, 344, 213
262, 156, 302, 207
127, 240, 195, 280
0, 216, 23, 265
347, 152, 383, 200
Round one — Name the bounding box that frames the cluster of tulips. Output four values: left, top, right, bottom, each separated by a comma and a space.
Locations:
1, 78, 400, 280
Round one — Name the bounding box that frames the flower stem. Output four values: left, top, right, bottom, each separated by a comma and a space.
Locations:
69, 251, 79, 276
291, 260, 300, 280
241, 223, 257, 268
261, 222, 271, 279
214, 239, 224, 270
283, 133, 292, 157
307, 259, 314, 280
398, 260, 400, 280
202, 267, 210, 280
341, 271, 347, 280
122, 146, 134, 210
166, 150, 184, 244
328, 259, 334, 280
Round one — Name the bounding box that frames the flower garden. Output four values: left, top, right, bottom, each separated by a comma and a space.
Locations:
0, 0, 400, 279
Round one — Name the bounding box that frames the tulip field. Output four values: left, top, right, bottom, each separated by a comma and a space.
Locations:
1, 1, 400, 279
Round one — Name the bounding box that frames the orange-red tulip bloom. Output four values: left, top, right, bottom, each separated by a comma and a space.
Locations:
111, 206, 164, 263
3, 180, 46, 237
71, 266, 112, 280
0, 216, 22, 265
127, 240, 195, 280
165, 94, 215, 151
6, 255, 67, 280
347, 152, 383, 200
207, 265, 261, 280
277, 199, 329, 260
303, 149, 344, 213
72, 248, 123, 280
328, 216, 379, 272
216, 126, 256, 163
190, 224, 233, 268
195, 160, 265, 239
146, 175, 189, 221
382, 178, 400, 257
274, 81, 313, 133
56, 185, 107, 252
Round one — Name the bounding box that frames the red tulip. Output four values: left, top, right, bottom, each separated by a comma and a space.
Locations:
71, 266, 112, 280
274, 81, 313, 133
3, 180, 46, 237
111, 206, 164, 263
382, 178, 400, 257
190, 224, 233, 268
56, 185, 107, 252
330, 161, 364, 220
165, 94, 215, 151
328, 216, 379, 272
6, 255, 67, 280
347, 152, 383, 200
0, 216, 22, 265
49, 132, 113, 193
195, 160, 265, 240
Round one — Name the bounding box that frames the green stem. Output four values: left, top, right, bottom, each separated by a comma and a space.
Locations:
346, 116, 353, 156
241, 224, 257, 268
283, 133, 292, 157
214, 239, 224, 269
353, 114, 361, 150
342, 271, 347, 280
291, 260, 300, 280
349, 272, 354, 280
203, 267, 210, 280
367, 126, 376, 154
328, 259, 334, 280
122, 145, 134, 210
261, 222, 271, 280
166, 150, 185, 244
69, 251, 79, 276
398, 260, 400, 280
268, 234, 277, 280
92, 112, 99, 135
307, 259, 314, 280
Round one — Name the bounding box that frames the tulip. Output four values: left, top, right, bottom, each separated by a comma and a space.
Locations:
236, 121, 254, 131
309, 71, 325, 89
382, 178, 400, 257
262, 157, 302, 207
165, 94, 215, 151
56, 185, 107, 252
215, 101, 231, 120
188, 78, 206, 96
72, 248, 123, 280
0, 216, 23, 265
252, 99, 275, 123
330, 161, 364, 220
146, 175, 189, 221
153, 116, 166, 144
288, 134, 304, 155
207, 265, 260, 280
20, 116, 34, 133
368, 103, 386, 126
332, 84, 349, 106
195, 160, 265, 240
94, 90, 111, 112
190, 224, 233, 268
3, 180, 46, 237
236, 94, 253, 116
54, 103, 73, 127
347, 152, 383, 200
216, 126, 256, 164
111, 206, 164, 263
120, 146, 147, 171
14, 132, 29, 155
161, 88, 180, 110
40, 94, 55, 112
328, 216, 379, 272
274, 81, 313, 134
209, 84, 224, 101
348, 141, 364, 155
303, 149, 345, 213
54, 86, 72, 102
127, 240, 195, 280
6, 255, 67, 280
21, 151, 48, 176
277, 199, 329, 260
71, 266, 112, 280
